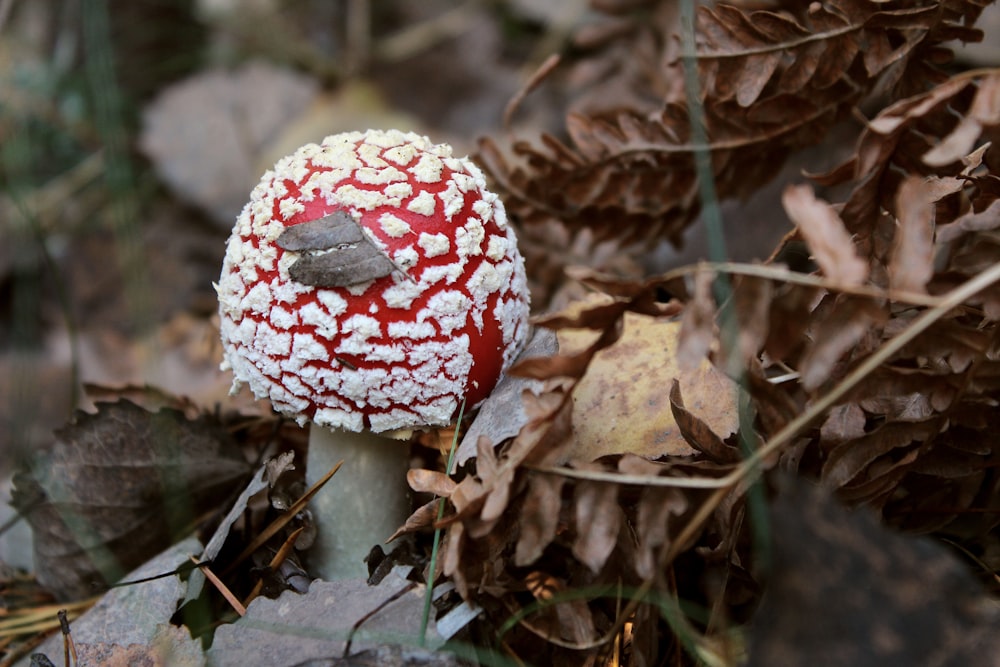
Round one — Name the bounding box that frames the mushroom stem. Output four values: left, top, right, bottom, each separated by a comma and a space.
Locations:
305, 426, 411, 580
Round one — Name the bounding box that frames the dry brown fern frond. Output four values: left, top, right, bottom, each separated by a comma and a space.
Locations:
481, 0, 989, 257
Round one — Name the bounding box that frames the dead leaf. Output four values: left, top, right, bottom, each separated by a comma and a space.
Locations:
182, 462, 270, 606
819, 403, 867, 444
514, 473, 566, 566
669, 380, 740, 464
12, 400, 250, 600
277, 211, 398, 287
623, 454, 690, 579
822, 421, 939, 489
800, 296, 887, 391
889, 175, 935, 293
555, 297, 739, 462
923, 74, 1000, 166
27, 537, 205, 665
406, 469, 457, 498
456, 327, 557, 469
571, 475, 621, 573
206, 566, 443, 665
140, 62, 319, 226
676, 267, 716, 370
782, 184, 869, 287
730, 274, 774, 362
936, 199, 1000, 243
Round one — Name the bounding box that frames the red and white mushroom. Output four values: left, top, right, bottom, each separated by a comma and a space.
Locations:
216, 129, 530, 580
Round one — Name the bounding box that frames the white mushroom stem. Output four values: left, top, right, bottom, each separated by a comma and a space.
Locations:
305, 426, 411, 581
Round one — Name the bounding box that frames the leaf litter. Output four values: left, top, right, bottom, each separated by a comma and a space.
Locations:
4, 1, 1000, 666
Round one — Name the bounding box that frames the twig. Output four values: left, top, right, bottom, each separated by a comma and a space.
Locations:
375, 1, 481, 63
194, 557, 246, 617
503, 54, 561, 130
224, 461, 343, 574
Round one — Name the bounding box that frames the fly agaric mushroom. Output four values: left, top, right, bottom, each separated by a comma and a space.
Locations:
216, 129, 530, 580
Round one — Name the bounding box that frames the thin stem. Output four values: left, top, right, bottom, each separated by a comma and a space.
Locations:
420, 398, 466, 647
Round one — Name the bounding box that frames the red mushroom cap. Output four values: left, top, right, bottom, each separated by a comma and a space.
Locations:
217, 130, 530, 433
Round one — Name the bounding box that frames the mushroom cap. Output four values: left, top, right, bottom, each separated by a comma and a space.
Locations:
217, 130, 530, 433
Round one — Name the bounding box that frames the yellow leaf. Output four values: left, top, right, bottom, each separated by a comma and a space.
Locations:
558, 299, 740, 461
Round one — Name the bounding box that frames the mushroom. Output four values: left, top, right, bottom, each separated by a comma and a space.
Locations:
216, 129, 530, 580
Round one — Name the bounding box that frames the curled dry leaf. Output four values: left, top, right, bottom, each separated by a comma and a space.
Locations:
406, 468, 457, 498
815, 72, 1000, 236
782, 184, 869, 287
514, 473, 566, 566
923, 74, 1000, 166
677, 267, 717, 369
819, 403, 867, 445
799, 296, 888, 391
669, 380, 741, 464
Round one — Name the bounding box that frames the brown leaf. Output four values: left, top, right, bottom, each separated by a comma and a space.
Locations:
730, 274, 773, 361
631, 473, 689, 579
819, 403, 867, 444
677, 268, 717, 369
387, 499, 440, 543
822, 421, 939, 489
800, 297, 887, 391
571, 477, 621, 573
12, 400, 250, 600
669, 380, 740, 464
859, 393, 935, 423
782, 184, 869, 286
889, 176, 935, 293
406, 469, 456, 498
814, 73, 995, 234
764, 284, 819, 360
515, 473, 566, 566
936, 199, 1000, 243
923, 73, 1000, 166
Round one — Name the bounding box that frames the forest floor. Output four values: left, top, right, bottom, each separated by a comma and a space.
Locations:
3, 1, 1000, 666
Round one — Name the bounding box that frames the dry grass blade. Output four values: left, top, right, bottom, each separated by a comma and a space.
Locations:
0, 599, 96, 638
